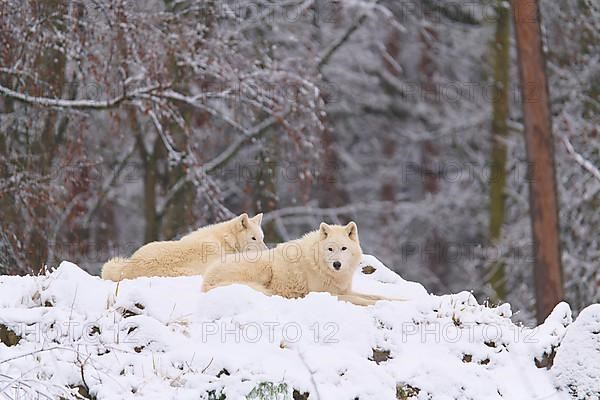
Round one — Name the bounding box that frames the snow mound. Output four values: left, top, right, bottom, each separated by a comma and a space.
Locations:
0, 258, 594, 399
553, 304, 600, 399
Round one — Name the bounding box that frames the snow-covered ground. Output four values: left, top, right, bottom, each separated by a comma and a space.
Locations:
0, 256, 597, 400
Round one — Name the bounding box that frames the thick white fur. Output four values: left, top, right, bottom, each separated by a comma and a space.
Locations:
101, 213, 266, 281
202, 222, 395, 306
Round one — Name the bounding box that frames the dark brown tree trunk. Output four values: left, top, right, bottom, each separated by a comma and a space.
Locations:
512, 0, 564, 322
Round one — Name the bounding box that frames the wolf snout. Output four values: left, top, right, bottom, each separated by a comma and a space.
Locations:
333, 261, 342, 270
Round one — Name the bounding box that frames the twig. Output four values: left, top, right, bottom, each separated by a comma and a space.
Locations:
204, 114, 281, 173
562, 136, 600, 183
157, 114, 282, 217
0, 346, 76, 365
296, 350, 321, 400
262, 201, 409, 223
83, 143, 137, 224
200, 357, 214, 374
317, 0, 381, 71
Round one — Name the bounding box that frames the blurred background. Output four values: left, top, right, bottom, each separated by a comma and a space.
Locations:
0, 0, 598, 323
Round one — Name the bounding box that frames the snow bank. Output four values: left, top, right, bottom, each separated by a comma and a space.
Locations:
553, 304, 600, 399
0, 257, 595, 399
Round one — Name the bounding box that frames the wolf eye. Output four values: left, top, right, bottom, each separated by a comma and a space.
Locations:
252, 236, 257, 241
342, 247, 347, 251
328, 247, 333, 252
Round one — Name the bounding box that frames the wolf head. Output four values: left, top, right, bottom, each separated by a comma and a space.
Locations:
317, 221, 363, 275
232, 213, 268, 251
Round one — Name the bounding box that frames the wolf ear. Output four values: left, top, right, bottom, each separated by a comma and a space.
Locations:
239, 213, 250, 229
319, 222, 331, 240
345, 221, 358, 241
251, 213, 263, 225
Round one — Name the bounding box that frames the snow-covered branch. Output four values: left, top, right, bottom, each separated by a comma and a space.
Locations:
0, 83, 162, 110
562, 136, 600, 183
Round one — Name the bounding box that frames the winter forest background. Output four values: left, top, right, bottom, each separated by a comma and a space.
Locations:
0, 0, 598, 323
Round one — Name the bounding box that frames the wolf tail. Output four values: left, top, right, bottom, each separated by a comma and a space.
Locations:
101, 257, 129, 281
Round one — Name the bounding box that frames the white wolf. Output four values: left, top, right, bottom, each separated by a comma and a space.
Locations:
202, 221, 396, 306
101, 213, 266, 281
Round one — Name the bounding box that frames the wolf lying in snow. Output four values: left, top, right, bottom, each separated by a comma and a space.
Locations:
202, 221, 396, 306
101, 213, 267, 281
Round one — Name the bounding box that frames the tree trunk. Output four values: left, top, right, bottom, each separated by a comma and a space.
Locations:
116, 3, 160, 243
487, 1, 511, 301
419, 26, 448, 293
252, 142, 281, 244
137, 136, 160, 243
512, 0, 564, 322
159, 0, 198, 240
379, 30, 401, 204
28, 0, 68, 270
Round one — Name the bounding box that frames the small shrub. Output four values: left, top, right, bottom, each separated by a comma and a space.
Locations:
206, 389, 226, 400
247, 382, 292, 400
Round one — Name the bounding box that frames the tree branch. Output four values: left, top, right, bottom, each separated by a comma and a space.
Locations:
317, 7, 373, 71
204, 114, 281, 173
262, 200, 409, 223
157, 114, 282, 217
0, 83, 161, 110
562, 136, 600, 183
83, 143, 138, 224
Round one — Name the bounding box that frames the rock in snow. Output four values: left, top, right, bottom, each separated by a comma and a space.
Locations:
0, 257, 597, 399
